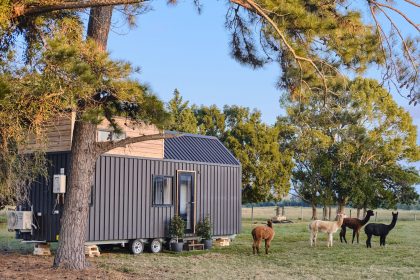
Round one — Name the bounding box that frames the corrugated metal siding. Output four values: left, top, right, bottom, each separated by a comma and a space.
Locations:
164, 135, 240, 166
31, 153, 241, 242
30, 152, 71, 241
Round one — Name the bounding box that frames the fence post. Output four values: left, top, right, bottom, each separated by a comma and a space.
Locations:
375, 211, 377, 222
301, 206, 303, 221
415, 213, 417, 221
350, 209, 352, 218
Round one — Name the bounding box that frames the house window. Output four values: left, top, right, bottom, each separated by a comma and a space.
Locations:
97, 130, 126, 142
153, 176, 173, 205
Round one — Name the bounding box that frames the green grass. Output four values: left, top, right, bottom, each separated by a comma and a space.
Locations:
1, 208, 420, 279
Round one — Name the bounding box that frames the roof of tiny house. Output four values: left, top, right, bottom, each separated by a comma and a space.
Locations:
164, 132, 240, 166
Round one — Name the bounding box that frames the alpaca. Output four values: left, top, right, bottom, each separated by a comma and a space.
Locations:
252, 220, 275, 254
309, 213, 346, 247
364, 212, 398, 248
340, 210, 374, 244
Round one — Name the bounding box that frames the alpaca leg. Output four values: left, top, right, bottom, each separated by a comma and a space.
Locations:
265, 239, 270, 254
310, 232, 314, 246
356, 229, 360, 244
380, 236, 385, 246
383, 236, 386, 246
256, 239, 261, 254
366, 234, 372, 248
312, 231, 317, 246
252, 240, 256, 255
352, 230, 356, 244
340, 227, 347, 243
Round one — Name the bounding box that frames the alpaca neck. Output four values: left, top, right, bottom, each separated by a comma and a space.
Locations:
361, 213, 372, 226
388, 216, 398, 230
336, 216, 345, 227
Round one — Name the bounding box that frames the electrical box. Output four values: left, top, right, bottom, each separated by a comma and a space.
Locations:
53, 174, 66, 193
7, 211, 32, 231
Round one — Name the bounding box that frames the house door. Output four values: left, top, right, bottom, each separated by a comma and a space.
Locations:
177, 171, 195, 233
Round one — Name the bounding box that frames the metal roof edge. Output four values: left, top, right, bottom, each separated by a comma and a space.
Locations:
101, 153, 241, 168
164, 131, 241, 165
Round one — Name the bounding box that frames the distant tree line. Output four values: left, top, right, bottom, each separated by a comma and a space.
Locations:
167, 85, 420, 219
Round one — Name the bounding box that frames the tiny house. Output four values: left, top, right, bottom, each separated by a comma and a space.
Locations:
11, 115, 242, 253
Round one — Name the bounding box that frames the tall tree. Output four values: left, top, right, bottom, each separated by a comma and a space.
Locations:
167, 89, 197, 133
194, 105, 226, 137
283, 78, 419, 215
0, 0, 419, 270
224, 106, 293, 204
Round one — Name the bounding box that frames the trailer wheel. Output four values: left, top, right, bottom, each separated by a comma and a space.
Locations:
130, 239, 144, 254
150, 239, 162, 253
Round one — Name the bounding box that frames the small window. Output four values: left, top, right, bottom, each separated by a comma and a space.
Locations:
97, 130, 126, 142
153, 176, 173, 205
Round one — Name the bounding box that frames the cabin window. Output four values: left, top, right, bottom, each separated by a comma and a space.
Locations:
97, 130, 126, 142
153, 176, 173, 206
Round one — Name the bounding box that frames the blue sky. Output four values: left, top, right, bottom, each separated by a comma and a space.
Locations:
107, 1, 282, 123
103, 0, 420, 190
106, 1, 419, 181
106, 1, 419, 133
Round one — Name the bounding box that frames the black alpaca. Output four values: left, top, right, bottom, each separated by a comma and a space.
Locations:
340, 210, 374, 244
364, 212, 398, 248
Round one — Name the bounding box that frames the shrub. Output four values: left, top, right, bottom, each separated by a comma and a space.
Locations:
196, 215, 212, 240
169, 215, 185, 242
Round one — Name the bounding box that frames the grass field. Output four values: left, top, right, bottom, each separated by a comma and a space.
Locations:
1, 207, 420, 279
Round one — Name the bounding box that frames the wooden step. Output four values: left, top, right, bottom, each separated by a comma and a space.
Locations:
185, 240, 204, 251
214, 238, 230, 247
85, 245, 100, 257
33, 243, 51, 256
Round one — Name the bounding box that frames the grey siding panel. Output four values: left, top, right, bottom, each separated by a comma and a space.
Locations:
29, 153, 241, 242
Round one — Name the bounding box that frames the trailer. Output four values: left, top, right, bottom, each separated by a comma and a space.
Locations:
10, 116, 241, 253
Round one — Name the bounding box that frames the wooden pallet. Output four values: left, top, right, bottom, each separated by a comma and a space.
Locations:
85, 245, 100, 257
33, 243, 51, 256
186, 240, 204, 251
214, 238, 230, 247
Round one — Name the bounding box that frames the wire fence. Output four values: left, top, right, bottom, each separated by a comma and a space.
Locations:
242, 206, 420, 222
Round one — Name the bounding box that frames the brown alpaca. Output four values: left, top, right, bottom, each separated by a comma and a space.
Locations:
252, 220, 275, 254
340, 210, 374, 244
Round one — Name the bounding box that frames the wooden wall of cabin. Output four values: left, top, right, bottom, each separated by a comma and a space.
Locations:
22, 114, 164, 159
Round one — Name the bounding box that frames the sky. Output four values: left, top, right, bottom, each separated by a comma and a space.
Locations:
106, 1, 419, 134
106, 1, 282, 123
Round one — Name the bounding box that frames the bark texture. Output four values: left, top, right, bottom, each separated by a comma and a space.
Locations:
87, 6, 114, 51
53, 7, 113, 270
53, 119, 97, 269
311, 204, 317, 220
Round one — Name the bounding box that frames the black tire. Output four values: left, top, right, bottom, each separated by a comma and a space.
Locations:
150, 239, 162, 253
130, 239, 144, 255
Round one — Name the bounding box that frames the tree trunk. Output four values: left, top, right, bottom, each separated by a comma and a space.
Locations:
53, 120, 98, 269
322, 206, 326, 220
53, 6, 113, 269
251, 204, 254, 223
87, 6, 113, 51
328, 205, 332, 221
311, 203, 317, 220
337, 202, 345, 214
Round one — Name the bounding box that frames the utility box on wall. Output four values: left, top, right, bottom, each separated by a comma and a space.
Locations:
53, 168, 66, 193
7, 211, 32, 231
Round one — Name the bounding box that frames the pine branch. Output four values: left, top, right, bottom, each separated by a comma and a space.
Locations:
12, 0, 149, 18
230, 0, 330, 94
370, 0, 420, 33
95, 132, 180, 155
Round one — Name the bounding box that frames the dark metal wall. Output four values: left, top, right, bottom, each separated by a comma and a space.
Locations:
30, 152, 70, 241
30, 153, 242, 242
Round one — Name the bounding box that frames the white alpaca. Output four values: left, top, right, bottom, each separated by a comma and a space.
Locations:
309, 213, 346, 247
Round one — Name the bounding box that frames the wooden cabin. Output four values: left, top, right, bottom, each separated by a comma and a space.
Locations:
15, 115, 242, 253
